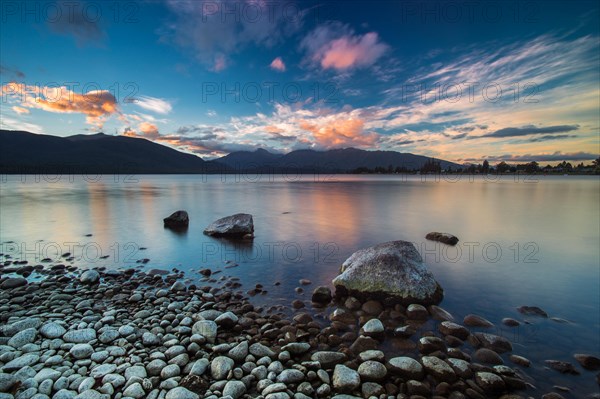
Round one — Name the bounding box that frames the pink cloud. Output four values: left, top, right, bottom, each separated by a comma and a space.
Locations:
321, 33, 387, 70
270, 57, 286, 72
301, 23, 388, 71
213, 54, 227, 72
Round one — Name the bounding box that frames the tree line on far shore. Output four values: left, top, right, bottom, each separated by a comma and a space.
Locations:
351, 158, 600, 175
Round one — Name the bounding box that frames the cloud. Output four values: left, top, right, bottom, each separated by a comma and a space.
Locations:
480, 125, 580, 138
455, 125, 488, 133
139, 122, 160, 139
301, 22, 388, 71
2, 83, 118, 128
265, 124, 296, 142
270, 57, 286, 72
529, 134, 578, 142
175, 125, 223, 138
122, 127, 137, 138
269, 132, 297, 142
133, 96, 173, 114
0, 116, 43, 133
444, 132, 468, 140
0, 65, 25, 78
12, 106, 30, 114
46, 1, 105, 45
160, 0, 303, 71
206, 110, 217, 117
122, 122, 161, 140
393, 139, 415, 145
213, 54, 227, 72
471, 152, 599, 163
299, 117, 379, 148
157, 134, 281, 158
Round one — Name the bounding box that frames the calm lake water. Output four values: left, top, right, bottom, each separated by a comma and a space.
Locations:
1, 174, 599, 395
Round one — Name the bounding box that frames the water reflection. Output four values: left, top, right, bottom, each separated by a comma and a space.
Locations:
0, 175, 598, 394
164, 225, 189, 236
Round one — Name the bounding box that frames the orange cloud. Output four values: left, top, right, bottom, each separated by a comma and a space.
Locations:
270, 57, 286, 72
12, 106, 29, 114
2, 83, 118, 128
122, 123, 160, 140
299, 117, 379, 148
265, 125, 284, 134
139, 122, 160, 139
123, 127, 138, 137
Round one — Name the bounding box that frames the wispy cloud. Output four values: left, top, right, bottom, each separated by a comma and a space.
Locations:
12, 106, 30, 115
46, 0, 105, 45
0, 116, 43, 133
0, 65, 25, 79
133, 96, 173, 115
529, 134, 578, 142
160, 0, 303, 71
476, 125, 580, 138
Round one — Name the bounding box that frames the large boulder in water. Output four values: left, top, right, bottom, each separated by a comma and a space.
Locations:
164, 210, 189, 227
204, 213, 254, 237
332, 240, 443, 305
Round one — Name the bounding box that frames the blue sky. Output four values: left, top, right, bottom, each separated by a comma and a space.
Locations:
1, 0, 598, 163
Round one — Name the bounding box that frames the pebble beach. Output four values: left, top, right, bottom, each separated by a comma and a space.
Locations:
1, 257, 599, 399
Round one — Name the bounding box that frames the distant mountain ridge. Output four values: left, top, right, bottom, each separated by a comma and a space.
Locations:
216, 147, 462, 172
0, 130, 462, 174
0, 130, 212, 174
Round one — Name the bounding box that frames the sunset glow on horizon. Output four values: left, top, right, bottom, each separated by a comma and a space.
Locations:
1, 0, 598, 164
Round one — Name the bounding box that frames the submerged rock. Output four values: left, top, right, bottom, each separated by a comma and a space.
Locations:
574, 354, 600, 370
545, 360, 580, 374
164, 210, 189, 227
425, 232, 459, 245
311, 286, 332, 304
204, 213, 254, 237
332, 240, 443, 305
464, 314, 494, 328
517, 305, 548, 317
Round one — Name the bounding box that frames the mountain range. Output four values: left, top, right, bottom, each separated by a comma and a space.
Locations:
217, 148, 461, 172
0, 130, 462, 174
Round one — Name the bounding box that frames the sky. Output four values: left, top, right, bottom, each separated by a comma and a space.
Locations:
1, 0, 599, 164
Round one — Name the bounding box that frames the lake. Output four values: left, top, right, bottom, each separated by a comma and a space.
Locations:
1, 174, 598, 395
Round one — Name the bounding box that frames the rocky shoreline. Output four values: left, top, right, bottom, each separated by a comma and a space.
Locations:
0, 263, 599, 399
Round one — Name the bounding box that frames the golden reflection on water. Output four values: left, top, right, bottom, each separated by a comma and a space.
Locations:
87, 182, 109, 245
